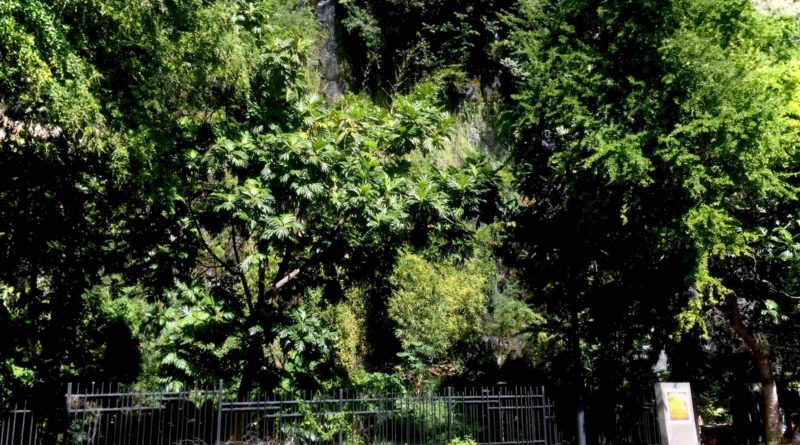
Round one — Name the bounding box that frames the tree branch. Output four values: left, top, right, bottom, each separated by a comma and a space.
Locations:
274, 268, 301, 290
726, 293, 772, 382
257, 259, 266, 306
231, 226, 255, 313
193, 219, 236, 273
192, 217, 255, 314
264, 214, 350, 303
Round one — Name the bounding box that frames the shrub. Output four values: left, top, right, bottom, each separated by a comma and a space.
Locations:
388, 252, 487, 359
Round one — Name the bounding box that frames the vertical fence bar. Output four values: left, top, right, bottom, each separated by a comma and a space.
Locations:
447, 387, 453, 443
404, 392, 410, 444
29, 409, 35, 445
546, 387, 552, 444
20, 401, 27, 445
9, 405, 16, 445
527, 386, 535, 444
157, 384, 165, 445
338, 389, 343, 445
512, 386, 518, 443
98, 382, 105, 445
65, 383, 72, 445
483, 388, 489, 444
215, 380, 223, 445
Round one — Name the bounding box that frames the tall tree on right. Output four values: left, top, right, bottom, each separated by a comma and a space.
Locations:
503, 0, 800, 443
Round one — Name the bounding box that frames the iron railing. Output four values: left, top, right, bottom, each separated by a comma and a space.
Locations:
65, 382, 221, 445
0, 403, 43, 445
0, 383, 561, 444
613, 395, 661, 445
59, 383, 561, 445
217, 386, 560, 445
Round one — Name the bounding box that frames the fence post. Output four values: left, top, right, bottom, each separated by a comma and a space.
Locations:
9, 403, 16, 445
65, 382, 73, 445
215, 379, 223, 445
338, 389, 344, 445
498, 387, 505, 443
65, 383, 72, 413
447, 387, 453, 443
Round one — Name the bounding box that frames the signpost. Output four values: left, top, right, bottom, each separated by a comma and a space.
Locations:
654, 382, 700, 445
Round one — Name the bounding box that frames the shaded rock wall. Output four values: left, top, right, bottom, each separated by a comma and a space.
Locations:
314, 0, 347, 101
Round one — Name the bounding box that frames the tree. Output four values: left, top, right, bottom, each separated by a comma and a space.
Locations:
659, 4, 800, 442
1, 0, 129, 404
1, 0, 510, 408
0, 0, 321, 405
176, 87, 463, 395
503, 0, 800, 442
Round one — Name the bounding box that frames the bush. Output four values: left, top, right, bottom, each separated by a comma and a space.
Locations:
388, 252, 487, 359
449, 436, 477, 445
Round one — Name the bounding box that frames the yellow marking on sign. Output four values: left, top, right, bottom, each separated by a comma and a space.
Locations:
667, 392, 690, 420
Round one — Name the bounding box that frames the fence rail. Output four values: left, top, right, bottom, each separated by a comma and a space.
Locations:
21, 382, 562, 445
612, 395, 661, 445
2, 382, 668, 445
0, 403, 43, 445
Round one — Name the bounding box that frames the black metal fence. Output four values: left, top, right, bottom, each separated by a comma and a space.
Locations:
612, 395, 661, 445
48, 383, 562, 445
0, 403, 43, 445
65, 382, 221, 445
1, 383, 670, 445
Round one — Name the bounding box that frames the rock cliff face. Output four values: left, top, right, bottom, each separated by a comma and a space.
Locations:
314, 0, 346, 101
752, 0, 800, 15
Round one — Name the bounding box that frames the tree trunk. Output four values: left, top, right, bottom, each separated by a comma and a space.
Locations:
726, 294, 782, 445
230, 340, 259, 441
571, 288, 586, 445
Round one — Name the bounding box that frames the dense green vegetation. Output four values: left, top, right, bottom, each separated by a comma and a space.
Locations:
2, 0, 800, 443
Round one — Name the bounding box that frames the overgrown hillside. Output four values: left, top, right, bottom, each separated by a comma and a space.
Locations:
2, 0, 800, 443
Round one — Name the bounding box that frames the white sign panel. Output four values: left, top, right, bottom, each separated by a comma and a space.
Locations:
654, 382, 700, 445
